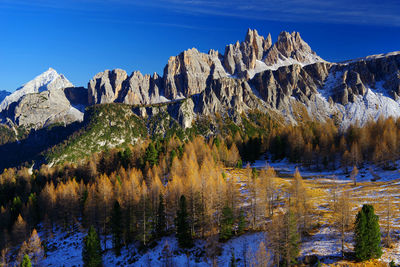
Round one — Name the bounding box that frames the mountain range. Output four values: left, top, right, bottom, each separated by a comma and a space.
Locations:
0, 29, 399, 167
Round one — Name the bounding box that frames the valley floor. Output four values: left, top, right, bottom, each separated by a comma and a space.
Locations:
38, 159, 400, 266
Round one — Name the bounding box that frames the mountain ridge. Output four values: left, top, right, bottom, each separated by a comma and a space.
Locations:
0, 29, 399, 167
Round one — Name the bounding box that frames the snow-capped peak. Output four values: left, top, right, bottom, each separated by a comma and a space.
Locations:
0, 68, 73, 112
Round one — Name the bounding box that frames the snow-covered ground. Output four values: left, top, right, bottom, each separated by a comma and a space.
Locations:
249, 156, 400, 265
301, 225, 348, 264
40, 228, 266, 267
250, 157, 400, 183
32, 157, 400, 266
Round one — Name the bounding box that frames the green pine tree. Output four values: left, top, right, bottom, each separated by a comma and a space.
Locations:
111, 201, 123, 256
220, 205, 234, 241
156, 194, 166, 237
20, 255, 32, 267
145, 142, 158, 166
236, 159, 243, 169
237, 209, 246, 235
82, 226, 103, 267
281, 211, 300, 266
229, 251, 237, 267
354, 204, 382, 261
175, 195, 193, 248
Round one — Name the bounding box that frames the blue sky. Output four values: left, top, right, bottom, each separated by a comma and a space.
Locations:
0, 0, 399, 91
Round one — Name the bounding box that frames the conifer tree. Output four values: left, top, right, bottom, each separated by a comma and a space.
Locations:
237, 209, 246, 235
255, 241, 270, 267
290, 169, 311, 234
17, 229, 44, 265
220, 205, 234, 241
145, 142, 159, 167
111, 201, 122, 256
267, 210, 299, 266
333, 191, 352, 259
82, 226, 103, 267
229, 251, 237, 267
354, 204, 382, 261
156, 194, 167, 237
282, 211, 300, 266
175, 195, 193, 248
20, 255, 31, 267
12, 214, 27, 246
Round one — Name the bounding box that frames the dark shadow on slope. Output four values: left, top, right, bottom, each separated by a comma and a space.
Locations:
0, 121, 83, 171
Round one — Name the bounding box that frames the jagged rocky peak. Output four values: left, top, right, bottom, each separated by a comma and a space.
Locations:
250, 62, 331, 109
88, 68, 168, 106
88, 69, 128, 105
163, 47, 227, 99
223, 29, 325, 79
245, 29, 272, 59
223, 29, 272, 77
263, 31, 324, 67
0, 67, 73, 112
0, 68, 85, 130
117, 71, 165, 105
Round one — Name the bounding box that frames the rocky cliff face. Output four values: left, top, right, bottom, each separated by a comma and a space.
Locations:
0, 69, 86, 130
223, 29, 272, 78
118, 71, 163, 105
3, 30, 400, 134
4, 87, 84, 129
251, 62, 331, 109
88, 69, 128, 105
163, 48, 227, 99
84, 29, 400, 129
0, 68, 73, 112
263, 31, 324, 68
223, 29, 324, 79
86, 29, 324, 108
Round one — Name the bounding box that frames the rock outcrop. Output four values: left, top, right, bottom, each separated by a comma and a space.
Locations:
86, 29, 326, 110
223, 29, 272, 78
118, 72, 163, 105
326, 53, 400, 105
196, 77, 267, 120
2, 86, 84, 129
0, 68, 85, 130
223, 29, 324, 79
88, 69, 128, 105
163, 48, 226, 99
263, 31, 324, 67
251, 62, 331, 109
0, 68, 73, 112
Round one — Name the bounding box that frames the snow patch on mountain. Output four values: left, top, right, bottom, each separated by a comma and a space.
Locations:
0, 68, 73, 112
247, 53, 325, 79
340, 87, 400, 128
316, 76, 400, 128
267, 53, 325, 72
